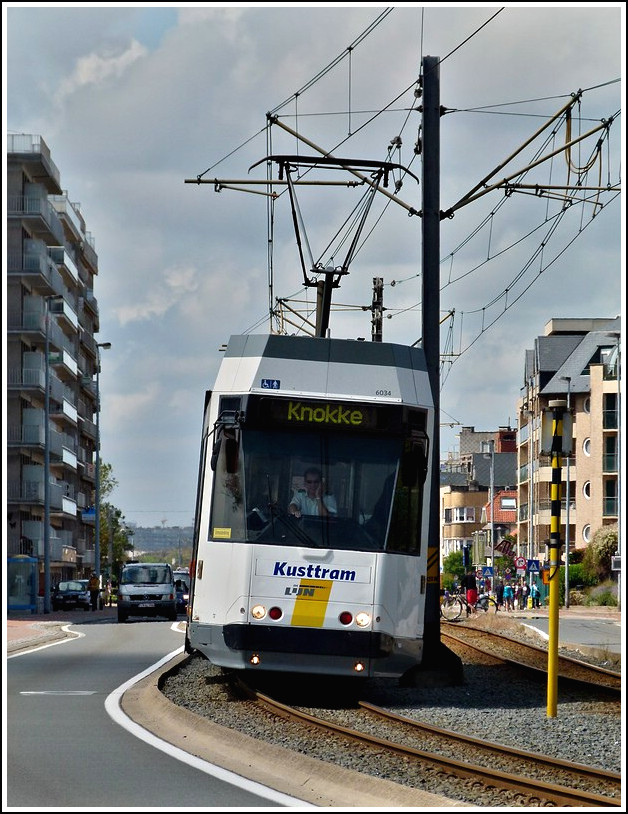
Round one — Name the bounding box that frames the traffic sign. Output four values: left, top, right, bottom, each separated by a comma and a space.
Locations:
475, 568, 483, 579
515, 556, 526, 569
482, 566, 494, 577
527, 559, 540, 572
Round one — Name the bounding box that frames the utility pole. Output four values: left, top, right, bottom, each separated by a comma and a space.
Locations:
422, 54, 440, 639
420, 55, 462, 682
371, 277, 383, 342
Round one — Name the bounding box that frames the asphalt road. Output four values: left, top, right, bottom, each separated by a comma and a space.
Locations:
5, 617, 305, 809
519, 614, 622, 654
6, 607, 619, 809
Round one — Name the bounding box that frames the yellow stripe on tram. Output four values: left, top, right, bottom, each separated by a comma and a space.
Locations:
290, 580, 333, 627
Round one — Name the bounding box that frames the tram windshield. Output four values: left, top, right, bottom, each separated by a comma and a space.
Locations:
209, 425, 426, 554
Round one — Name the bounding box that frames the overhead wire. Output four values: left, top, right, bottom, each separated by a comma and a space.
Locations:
192, 8, 619, 360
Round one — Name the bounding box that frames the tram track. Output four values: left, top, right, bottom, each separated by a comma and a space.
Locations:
441, 621, 621, 693
233, 677, 621, 807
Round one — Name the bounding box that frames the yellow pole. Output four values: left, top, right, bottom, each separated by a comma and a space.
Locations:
547, 400, 566, 717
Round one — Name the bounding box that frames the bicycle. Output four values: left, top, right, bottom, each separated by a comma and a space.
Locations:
440, 592, 464, 621
461, 591, 499, 616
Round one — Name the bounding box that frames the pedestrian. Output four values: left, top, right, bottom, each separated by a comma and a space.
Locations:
503, 580, 514, 611
496, 579, 505, 610
531, 582, 541, 608
514, 582, 522, 610
521, 582, 530, 609
88, 572, 100, 611
460, 571, 478, 612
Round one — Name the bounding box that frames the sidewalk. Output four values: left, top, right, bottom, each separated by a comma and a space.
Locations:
5, 606, 118, 654
506, 604, 621, 621
5, 604, 620, 655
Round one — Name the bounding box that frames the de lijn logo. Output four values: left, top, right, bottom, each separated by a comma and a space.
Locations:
285, 584, 318, 597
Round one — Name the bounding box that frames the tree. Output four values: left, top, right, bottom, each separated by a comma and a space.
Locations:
582, 524, 618, 582
442, 550, 465, 590
97, 462, 134, 578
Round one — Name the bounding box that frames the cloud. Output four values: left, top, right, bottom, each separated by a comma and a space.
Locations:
53, 39, 147, 109
5, 4, 622, 526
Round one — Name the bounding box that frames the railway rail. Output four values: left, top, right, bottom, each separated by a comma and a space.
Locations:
234, 677, 621, 807
441, 622, 621, 693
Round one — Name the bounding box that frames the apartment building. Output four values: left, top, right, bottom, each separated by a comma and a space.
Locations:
517, 317, 620, 563
6, 134, 104, 607
440, 426, 517, 568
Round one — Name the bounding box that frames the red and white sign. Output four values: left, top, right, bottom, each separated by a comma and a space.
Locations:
514, 556, 526, 569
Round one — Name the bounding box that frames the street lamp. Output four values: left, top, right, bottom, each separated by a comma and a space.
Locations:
560, 375, 571, 608
43, 294, 63, 614
482, 440, 495, 579
526, 408, 535, 564
94, 341, 111, 580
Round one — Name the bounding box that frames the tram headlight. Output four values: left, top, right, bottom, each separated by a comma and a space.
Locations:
251, 604, 266, 620
355, 612, 371, 628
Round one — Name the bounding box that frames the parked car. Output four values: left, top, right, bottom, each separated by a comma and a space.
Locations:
173, 572, 190, 615
51, 580, 91, 611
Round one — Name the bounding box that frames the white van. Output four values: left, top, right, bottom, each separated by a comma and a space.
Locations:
117, 562, 177, 623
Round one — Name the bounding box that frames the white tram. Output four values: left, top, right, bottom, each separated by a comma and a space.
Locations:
186, 333, 434, 678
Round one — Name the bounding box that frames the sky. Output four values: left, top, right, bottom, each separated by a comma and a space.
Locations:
4, 3, 624, 529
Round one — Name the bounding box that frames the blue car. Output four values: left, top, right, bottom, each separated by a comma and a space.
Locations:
173, 572, 190, 615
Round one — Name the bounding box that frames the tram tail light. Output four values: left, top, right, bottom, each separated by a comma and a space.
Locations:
339, 610, 372, 627
355, 612, 371, 627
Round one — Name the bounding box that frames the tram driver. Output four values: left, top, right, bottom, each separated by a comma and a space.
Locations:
288, 467, 337, 518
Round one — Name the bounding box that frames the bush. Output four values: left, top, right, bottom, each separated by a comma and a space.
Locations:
582, 524, 618, 581
585, 581, 618, 607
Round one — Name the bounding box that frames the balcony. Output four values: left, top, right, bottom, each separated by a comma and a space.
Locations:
49, 348, 78, 379
7, 195, 66, 244
80, 416, 97, 441
49, 194, 85, 244
7, 134, 62, 192
6, 365, 45, 391
602, 453, 618, 473
603, 497, 618, 517
6, 248, 63, 296
603, 409, 618, 430
50, 297, 79, 333
36, 537, 77, 563
50, 397, 78, 426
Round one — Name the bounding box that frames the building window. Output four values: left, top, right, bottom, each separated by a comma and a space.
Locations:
582, 437, 591, 456
452, 506, 475, 522
583, 481, 591, 499
582, 524, 591, 544
583, 397, 591, 414
500, 497, 516, 510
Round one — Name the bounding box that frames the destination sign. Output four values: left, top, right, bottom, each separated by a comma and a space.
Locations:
259, 397, 380, 430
